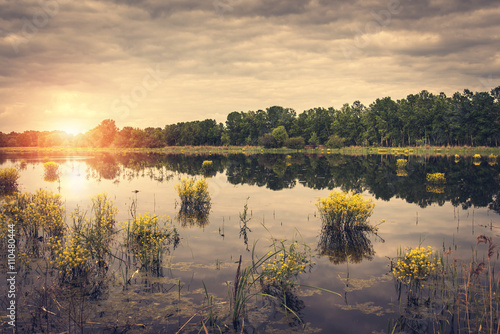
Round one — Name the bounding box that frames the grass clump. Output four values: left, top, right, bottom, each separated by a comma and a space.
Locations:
175, 178, 211, 227
43, 161, 59, 182
70, 193, 117, 268
125, 213, 179, 271
175, 177, 211, 210
316, 191, 375, 232
0, 167, 20, 195
392, 246, 436, 287
260, 241, 309, 288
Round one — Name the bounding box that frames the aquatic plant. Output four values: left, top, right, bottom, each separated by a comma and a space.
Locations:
316, 191, 376, 232
70, 193, 117, 268
488, 154, 498, 166
0, 167, 20, 195
391, 236, 500, 333
426, 184, 445, 193
392, 246, 436, 287
124, 213, 179, 271
51, 233, 90, 279
260, 241, 309, 288
1, 189, 65, 241
175, 177, 211, 213
43, 161, 59, 182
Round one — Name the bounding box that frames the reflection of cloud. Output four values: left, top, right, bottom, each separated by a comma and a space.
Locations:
336, 301, 388, 317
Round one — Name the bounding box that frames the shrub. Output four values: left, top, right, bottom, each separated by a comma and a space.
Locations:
326, 135, 345, 149
258, 133, 277, 148
285, 137, 305, 149
272, 126, 288, 147
316, 191, 375, 232
0, 167, 20, 194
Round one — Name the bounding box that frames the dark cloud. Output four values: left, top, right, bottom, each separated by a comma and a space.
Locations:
0, 0, 499, 132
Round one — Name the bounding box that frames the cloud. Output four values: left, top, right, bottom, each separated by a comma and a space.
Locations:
0, 0, 499, 132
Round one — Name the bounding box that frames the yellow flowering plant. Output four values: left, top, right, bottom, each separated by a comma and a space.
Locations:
51, 234, 90, 280
392, 246, 437, 287
260, 241, 310, 289
175, 177, 211, 213
396, 159, 408, 168
125, 213, 179, 271
43, 161, 59, 182
1, 189, 65, 241
316, 191, 376, 232
201, 160, 214, 175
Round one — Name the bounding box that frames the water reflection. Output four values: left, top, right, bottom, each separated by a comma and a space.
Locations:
3, 151, 500, 211
176, 208, 210, 228
318, 225, 376, 264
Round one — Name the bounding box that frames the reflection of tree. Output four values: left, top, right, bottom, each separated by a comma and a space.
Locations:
318, 223, 376, 265
489, 192, 500, 214
16, 150, 499, 212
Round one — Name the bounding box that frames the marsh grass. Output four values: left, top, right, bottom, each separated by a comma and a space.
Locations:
391, 235, 500, 333
124, 213, 179, 273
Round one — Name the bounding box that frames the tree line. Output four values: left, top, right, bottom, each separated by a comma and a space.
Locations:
1, 87, 499, 148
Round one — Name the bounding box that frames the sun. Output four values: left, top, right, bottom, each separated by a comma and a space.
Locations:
58, 123, 85, 135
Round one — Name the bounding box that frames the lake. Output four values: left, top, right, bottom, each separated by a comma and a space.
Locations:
1, 150, 499, 333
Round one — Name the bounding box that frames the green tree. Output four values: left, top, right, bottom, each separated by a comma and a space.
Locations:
309, 132, 319, 146
272, 126, 289, 147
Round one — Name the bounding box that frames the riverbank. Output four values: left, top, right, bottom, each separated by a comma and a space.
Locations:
1, 145, 500, 156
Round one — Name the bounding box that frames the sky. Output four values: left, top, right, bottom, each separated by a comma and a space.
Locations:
0, 0, 499, 134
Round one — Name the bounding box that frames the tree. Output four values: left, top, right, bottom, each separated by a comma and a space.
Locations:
272, 126, 288, 147
309, 132, 319, 146
87, 119, 118, 147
